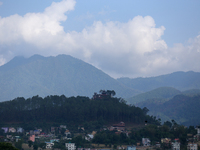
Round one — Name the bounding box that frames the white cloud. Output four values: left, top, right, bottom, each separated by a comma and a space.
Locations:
0, 2, 3, 6
0, 0, 200, 78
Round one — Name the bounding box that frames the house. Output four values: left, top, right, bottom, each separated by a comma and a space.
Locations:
29, 130, 34, 135
17, 127, 24, 133
78, 148, 91, 150
109, 122, 125, 131
1, 127, 9, 133
187, 143, 198, 150
9, 127, 16, 133
126, 145, 136, 150
65, 143, 76, 150
29, 135, 35, 142
50, 139, 59, 143
85, 134, 94, 141
34, 130, 40, 135
15, 136, 20, 142
171, 141, 180, 150
142, 138, 151, 146
46, 142, 54, 149
161, 138, 171, 144
196, 126, 200, 135
60, 125, 67, 129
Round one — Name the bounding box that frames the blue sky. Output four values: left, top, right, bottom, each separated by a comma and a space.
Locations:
0, 0, 200, 78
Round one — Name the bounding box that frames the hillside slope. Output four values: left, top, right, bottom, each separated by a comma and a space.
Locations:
126, 87, 181, 104
0, 54, 139, 101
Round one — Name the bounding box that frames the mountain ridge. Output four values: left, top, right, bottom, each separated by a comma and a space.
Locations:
0, 54, 139, 102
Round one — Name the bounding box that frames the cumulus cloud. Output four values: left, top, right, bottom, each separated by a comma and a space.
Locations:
0, 0, 200, 78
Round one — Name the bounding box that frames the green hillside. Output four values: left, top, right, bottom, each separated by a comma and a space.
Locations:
0, 93, 160, 130
126, 87, 181, 104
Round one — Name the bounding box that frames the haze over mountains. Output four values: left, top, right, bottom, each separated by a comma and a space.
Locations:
0, 54, 200, 102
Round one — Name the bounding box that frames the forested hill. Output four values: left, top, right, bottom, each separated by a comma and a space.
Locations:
0, 94, 159, 128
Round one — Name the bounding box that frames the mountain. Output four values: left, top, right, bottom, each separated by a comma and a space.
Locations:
148, 94, 200, 126
126, 87, 181, 104
0, 54, 139, 102
134, 89, 200, 126
117, 71, 200, 92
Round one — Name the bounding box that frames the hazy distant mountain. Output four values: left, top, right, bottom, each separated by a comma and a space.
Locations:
117, 71, 200, 92
126, 87, 181, 104
134, 89, 200, 126
145, 95, 200, 126
0, 54, 139, 102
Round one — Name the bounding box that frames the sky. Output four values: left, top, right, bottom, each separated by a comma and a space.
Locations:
0, 0, 200, 78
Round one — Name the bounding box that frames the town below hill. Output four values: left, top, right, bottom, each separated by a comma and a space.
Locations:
0, 91, 200, 150
0, 121, 200, 150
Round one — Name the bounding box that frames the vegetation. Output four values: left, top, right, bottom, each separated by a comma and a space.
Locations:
0, 142, 19, 150
0, 91, 160, 130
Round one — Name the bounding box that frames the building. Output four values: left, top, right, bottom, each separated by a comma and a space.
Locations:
9, 127, 16, 133
85, 134, 94, 141
17, 127, 24, 133
171, 142, 180, 150
29, 135, 35, 142
65, 143, 76, 150
126, 145, 136, 150
1, 127, 8, 133
46, 142, 54, 149
109, 122, 125, 131
142, 138, 151, 146
187, 143, 198, 150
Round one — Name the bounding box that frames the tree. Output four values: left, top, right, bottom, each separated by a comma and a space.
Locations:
142, 107, 149, 115
28, 140, 33, 148
0, 142, 19, 150
33, 143, 38, 150
39, 143, 46, 149
15, 140, 23, 150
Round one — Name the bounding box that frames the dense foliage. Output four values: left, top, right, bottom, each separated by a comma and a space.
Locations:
0, 94, 159, 129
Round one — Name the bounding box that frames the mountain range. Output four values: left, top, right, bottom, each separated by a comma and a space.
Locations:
0, 54, 140, 102
0, 54, 200, 103
0, 54, 200, 125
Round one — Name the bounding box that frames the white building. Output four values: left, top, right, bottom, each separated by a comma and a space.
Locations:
65, 143, 76, 150
46, 142, 54, 149
171, 142, 180, 150
142, 138, 151, 146
187, 143, 198, 150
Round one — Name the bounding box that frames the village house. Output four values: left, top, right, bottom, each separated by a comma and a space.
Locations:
9, 127, 16, 133
1, 127, 9, 133
187, 143, 198, 150
85, 134, 94, 141
17, 127, 24, 133
171, 139, 180, 150
29, 135, 35, 142
142, 138, 151, 146
65, 142, 76, 150
126, 145, 136, 150
46, 142, 54, 149
109, 122, 125, 131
